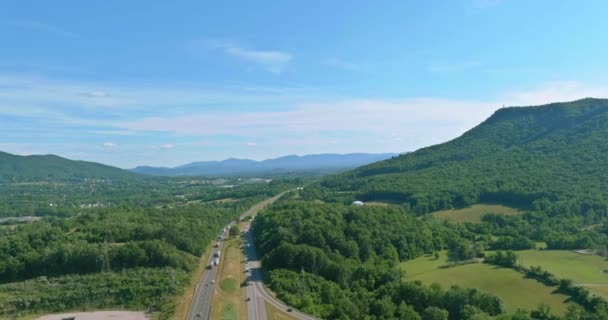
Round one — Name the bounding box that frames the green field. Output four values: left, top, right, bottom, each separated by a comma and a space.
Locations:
219, 303, 237, 320
517, 250, 608, 297
400, 252, 569, 314
221, 278, 238, 294
431, 204, 521, 223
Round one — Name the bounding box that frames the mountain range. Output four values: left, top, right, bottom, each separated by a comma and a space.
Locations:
0, 152, 398, 181
131, 153, 398, 176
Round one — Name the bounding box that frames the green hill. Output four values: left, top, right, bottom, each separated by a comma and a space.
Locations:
0, 151, 139, 181
309, 98, 608, 215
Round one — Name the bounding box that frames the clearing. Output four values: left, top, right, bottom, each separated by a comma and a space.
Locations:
431, 204, 521, 223
517, 250, 608, 297
400, 251, 569, 314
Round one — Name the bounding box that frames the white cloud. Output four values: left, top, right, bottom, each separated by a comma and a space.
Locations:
505, 82, 608, 106
3, 72, 608, 167
213, 42, 292, 73
119, 81, 608, 153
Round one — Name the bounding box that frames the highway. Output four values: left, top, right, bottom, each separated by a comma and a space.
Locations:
186, 231, 224, 320
186, 191, 288, 320
186, 190, 317, 320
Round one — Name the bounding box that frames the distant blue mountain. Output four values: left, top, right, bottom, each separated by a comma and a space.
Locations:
131, 153, 399, 176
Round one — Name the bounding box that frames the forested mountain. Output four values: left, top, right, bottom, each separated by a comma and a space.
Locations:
132, 153, 398, 176
0, 151, 138, 182
253, 99, 608, 319
308, 98, 608, 216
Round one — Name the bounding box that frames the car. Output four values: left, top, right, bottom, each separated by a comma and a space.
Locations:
196, 313, 202, 317
211, 280, 215, 284
287, 308, 293, 312
246, 297, 251, 302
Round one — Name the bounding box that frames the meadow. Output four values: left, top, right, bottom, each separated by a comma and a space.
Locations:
516, 250, 608, 298
400, 251, 570, 315
431, 204, 521, 223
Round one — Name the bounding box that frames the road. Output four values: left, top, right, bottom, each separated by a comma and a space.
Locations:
186, 191, 290, 320
186, 232, 224, 320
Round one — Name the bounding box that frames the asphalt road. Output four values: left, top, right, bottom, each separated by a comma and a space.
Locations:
186, 237, 223, 320
186, 192, 286, 320
187, 190, 316, 320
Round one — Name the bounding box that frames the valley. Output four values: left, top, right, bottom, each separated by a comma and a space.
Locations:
3, 99, 608, 320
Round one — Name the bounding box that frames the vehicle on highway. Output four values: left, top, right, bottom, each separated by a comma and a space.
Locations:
287, 308, 293, 312
211, 280, 215, 284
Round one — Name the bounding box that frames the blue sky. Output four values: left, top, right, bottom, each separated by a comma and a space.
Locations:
2, 0, 608, 168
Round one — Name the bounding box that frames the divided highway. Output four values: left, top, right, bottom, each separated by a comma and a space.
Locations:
187, 191, 317, 320
186, 228, 225, 320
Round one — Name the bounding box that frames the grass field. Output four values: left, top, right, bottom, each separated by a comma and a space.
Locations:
516, 250, 608, 297
219, 303, 237, 320
431, 204, 521, 223
221, 278, 238, 294
400, 251, 569, 314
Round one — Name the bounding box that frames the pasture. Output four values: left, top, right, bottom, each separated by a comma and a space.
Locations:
517, 250, 608, 297
400, 252, 569, 314
431, 204, 521, 223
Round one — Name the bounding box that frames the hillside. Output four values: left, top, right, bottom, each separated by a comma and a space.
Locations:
309, 98, 608, 215
132, 153, 398, 176
0, 151, 139, 181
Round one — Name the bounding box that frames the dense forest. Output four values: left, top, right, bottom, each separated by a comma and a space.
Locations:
304, 99, 608, 217
0, 164, 304, 318
0, 197, 252, 318
253, 199, 608, 319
